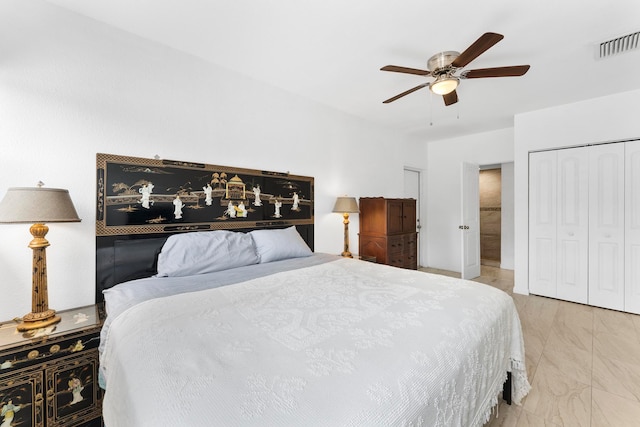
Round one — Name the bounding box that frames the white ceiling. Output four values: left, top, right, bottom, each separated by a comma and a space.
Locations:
46, 0, 640, 141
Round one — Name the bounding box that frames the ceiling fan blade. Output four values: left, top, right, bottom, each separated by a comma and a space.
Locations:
380, 65, 431, 76
383, 83, 429, 103
451, 32, 504, 68
443, 90, 458, 106
460, 65, 530, 79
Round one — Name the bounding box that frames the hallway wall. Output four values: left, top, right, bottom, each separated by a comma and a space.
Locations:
479, 168, 502, 266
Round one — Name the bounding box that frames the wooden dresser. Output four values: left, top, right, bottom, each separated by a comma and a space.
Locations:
0, 304, 104, 427
358, 197, 418, 270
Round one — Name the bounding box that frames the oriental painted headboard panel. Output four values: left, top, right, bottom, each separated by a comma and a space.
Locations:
96, 153, 314, 299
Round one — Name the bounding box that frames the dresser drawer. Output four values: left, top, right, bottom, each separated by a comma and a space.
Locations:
388, 236, 406, 254
387, 256, 406, 268
359, 231, 417, 270
389, 234, 417, 252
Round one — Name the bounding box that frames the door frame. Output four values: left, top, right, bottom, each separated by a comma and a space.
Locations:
404, 167, 422, 267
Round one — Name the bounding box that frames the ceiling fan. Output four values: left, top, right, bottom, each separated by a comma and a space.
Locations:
381, 32, 530, 106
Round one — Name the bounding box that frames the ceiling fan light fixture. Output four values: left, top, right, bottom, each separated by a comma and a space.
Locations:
430, 75, 459, 95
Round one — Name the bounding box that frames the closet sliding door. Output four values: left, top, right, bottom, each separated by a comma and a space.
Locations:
529, 150, 557, 298
588, 143, 625, 310
529, 148, 589, 303
556, 147, 589, 304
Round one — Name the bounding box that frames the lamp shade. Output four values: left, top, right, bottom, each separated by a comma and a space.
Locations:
0, 187, 81, 223
332, 196, 359, 214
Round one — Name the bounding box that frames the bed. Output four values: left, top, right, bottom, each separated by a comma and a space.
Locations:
96, 228, 530, 427
95, 154, 530, 426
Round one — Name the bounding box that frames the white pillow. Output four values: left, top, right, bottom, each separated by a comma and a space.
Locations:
156, 230, 259, 277
250, 226, 312, 263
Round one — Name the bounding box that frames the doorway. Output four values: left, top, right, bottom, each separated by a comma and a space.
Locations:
479, 167, 502, 267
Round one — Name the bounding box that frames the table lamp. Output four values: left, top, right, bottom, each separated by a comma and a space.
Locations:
0, 183, 81, 331
332, 196, 359, 258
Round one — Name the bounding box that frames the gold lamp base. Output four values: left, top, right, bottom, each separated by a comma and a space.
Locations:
17, 311, 61, 331
15, 223, 61, 332
341, 212, 353, 258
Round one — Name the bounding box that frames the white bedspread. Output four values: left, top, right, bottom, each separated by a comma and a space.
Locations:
102, 258, 529, 427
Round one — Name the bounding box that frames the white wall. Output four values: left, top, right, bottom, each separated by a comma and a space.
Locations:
426, 128, 515, 272
513, 89, 640, 294
0, 0, 425, 320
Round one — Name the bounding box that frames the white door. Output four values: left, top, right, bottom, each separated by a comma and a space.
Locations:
589, 143, 625, 310
528, 151, 558, 298
404, 168, 421, 266
625, 140, 640, 314
461, 162, 480, 279
556, 147, 589, 303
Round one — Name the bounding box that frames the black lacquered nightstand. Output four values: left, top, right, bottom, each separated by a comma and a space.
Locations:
0, 304, 105, 427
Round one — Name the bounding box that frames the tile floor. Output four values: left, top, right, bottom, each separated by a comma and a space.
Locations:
422, 265, 640, 427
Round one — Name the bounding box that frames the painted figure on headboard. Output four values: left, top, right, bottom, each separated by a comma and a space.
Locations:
274, 199, 282, 218
203, 184, 213, 206
237, 201, 248, 218
292, 192, 300, 211
1, 399, 21, 427
139, 182, 154, 209
68, 377, 85, 405
252, 185, 262, 206
226, 201, 236, 218
173, 195, 184, 219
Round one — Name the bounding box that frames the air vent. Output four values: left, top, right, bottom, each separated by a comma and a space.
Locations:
598, 31, 640, 59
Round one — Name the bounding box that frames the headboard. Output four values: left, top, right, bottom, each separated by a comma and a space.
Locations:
96, 153, 314, 302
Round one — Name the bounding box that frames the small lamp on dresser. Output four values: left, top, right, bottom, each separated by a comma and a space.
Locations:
332, 196, 359, 258
0, 182, 81, 331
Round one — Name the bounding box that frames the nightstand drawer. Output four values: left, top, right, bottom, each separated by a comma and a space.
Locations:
0, 333, 100, 376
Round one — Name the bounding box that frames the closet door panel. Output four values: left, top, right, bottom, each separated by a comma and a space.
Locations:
556, 147, 589, 303
589, 143, 625, 310
529, 151, 557, 298
625, 140, 640, 314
